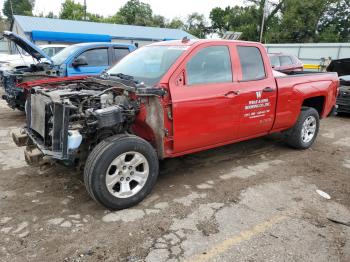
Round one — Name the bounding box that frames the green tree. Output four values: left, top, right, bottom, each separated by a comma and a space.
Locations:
167, 17, 185, 29
209, 0, 349, 43
59, 0, 103, 22
59, 0, 85, 20
184, 12, 207, 38
3, 0, 34, 20
46, 11, 57, 19
209, 6, 232, 35
151, 15, 166, 27
278, 0, 337, 43
210, 1, 284, 41
210, 5, 261, 40
318, 0, 350, 42
114, 0, 153, 26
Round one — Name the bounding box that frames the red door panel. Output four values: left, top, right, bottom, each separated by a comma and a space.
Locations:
237, 79, 277, 138
235, 45, 277, 138
169, 44, 240, 154
171, 83, 240, 153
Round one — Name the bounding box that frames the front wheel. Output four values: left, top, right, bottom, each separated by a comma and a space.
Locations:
84, 135, 159, 210
285, 107, 320, 149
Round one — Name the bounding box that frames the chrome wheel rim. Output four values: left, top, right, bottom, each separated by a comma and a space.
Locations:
301, 116, 317, 143
105, 151, 149, 198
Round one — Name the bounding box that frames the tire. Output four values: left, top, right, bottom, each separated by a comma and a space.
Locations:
285, 107, 320, 149
84, 134, 159, 210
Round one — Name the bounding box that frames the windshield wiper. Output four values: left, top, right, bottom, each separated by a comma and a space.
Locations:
109, 73, 136, 81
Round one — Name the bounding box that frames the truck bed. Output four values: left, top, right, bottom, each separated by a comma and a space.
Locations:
272, 72, 339, 131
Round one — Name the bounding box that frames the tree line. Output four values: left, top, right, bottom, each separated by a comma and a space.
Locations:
2, 0, 350, 43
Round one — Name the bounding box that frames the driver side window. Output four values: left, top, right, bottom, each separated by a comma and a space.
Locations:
186, 46, 232, 85
75, 48, 109, 67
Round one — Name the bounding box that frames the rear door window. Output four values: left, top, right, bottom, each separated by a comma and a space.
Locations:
114, 48, 130, 62
280, 56, 293, 66
186, 46, 232, 85
76, 48, 109, 67
237, 46, 266, 81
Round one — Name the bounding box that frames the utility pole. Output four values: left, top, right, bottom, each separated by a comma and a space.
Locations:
84, 0, 87, 20
259, 1, 267, 43
9, 0, 14, 19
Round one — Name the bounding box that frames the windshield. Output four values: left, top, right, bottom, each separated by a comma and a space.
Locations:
107, 45, 187, 86
51, 45, 81, 65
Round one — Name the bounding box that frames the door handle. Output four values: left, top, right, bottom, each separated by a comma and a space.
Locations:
263, 87, 274, 92
224, 90, 240, 98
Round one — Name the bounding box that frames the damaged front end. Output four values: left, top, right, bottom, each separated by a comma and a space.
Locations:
2, 64, 60, 111
13, 77, 145, 167
1, 30, 60, 110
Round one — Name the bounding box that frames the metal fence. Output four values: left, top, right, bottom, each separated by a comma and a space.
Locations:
265, 43, 350, 66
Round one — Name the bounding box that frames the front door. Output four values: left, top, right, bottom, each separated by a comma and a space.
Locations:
236, 45, 277, 138
67, 47, 110, 76
170, 44, 240, 153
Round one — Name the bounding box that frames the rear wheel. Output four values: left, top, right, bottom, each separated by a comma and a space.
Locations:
285, 107, 320, 149
84, 135, 159, 210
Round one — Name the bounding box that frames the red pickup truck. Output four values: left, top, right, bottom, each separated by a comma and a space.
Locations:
12, 39, 339, 210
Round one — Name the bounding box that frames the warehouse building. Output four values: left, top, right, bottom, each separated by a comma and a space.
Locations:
9, 15, 195, 49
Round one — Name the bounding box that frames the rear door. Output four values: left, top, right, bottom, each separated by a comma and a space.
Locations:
236, 45, 277, 138
111, 47, 131, 66
67, 47, 110, 76
170, 43, 241, 153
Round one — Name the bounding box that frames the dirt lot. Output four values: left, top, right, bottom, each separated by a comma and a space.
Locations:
0, 98, 350, 262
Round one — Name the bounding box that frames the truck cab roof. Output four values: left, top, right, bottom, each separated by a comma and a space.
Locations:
149, 39, 264, 47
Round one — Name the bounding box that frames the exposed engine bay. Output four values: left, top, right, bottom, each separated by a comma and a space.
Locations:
2, 62, 60, 110
22, 77, 164, 166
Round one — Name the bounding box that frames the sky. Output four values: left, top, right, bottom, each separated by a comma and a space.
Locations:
0, 0, 245, 20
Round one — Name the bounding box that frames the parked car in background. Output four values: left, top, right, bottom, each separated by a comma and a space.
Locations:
268, 53, 303, 73
12, 39, 338, 210
327, 58, 350, 114
1, 31, 137, 110
0, 43, 67, 72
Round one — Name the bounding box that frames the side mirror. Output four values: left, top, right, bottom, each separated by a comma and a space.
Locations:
72, 57, 88, 67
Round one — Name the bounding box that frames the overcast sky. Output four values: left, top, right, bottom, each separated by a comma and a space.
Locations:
0, 0, 245, 21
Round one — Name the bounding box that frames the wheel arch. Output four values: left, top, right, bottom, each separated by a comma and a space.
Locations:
132, 97, 165, 159
301, 96, 325, 117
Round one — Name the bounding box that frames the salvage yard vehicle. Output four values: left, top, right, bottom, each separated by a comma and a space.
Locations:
0, 43, 67, 72
1, 31, 136, 110
12, 39, 339, 210
327, 58, 350, 114
268, 53, 304, 73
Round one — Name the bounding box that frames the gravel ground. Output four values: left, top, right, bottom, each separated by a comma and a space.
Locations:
0, 99, 349, 262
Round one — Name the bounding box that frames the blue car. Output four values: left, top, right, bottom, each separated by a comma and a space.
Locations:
49, 42, 136, 77
1, 31, 136, 110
